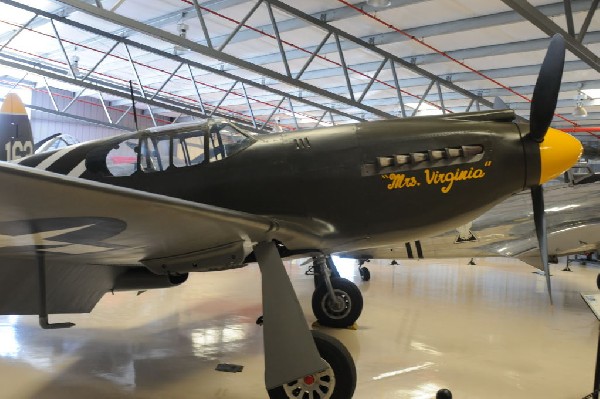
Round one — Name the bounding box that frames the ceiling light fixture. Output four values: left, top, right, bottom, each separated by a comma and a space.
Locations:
174, 23, 189, 54
573, 87, 588, 117
71, 55, 81, 78
367, 0, 391, 8
174, 13, 189, 55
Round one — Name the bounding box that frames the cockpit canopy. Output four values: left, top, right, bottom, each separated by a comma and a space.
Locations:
87, 120, 255, 177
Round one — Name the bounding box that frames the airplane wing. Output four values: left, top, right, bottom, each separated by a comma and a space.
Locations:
0, 162, 314, 315
340, 182, 600, 269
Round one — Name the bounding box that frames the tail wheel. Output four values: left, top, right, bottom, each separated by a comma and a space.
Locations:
359, 266, 370, 281
312, 278, 363, 328
268, 331, 356, 399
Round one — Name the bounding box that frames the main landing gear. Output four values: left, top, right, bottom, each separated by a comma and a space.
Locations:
268, 330, 356, 399
311, 255, 363, 328
254, 242, 356, 398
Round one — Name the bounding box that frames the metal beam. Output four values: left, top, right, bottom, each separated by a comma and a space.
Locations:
40, 0, 250, 59
29, 103, 135, 132
262, 0, 494, 108
231, 1, 593, 70
501, 0, 600, 72
0, 56, 244, 124
2, 0, 359, 125
563, 0, 575, 37
53, 0, 389, 119
578, 0, 599, 42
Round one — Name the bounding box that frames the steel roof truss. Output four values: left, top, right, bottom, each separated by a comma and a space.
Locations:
266, 1, 291, 78
81, 40, 120, 82
465, 98, 475, 112
115, 104, 133, 125
265, 0, 492, 110
8, 72, 29, 93
357, 57, 387, 104
333, 32, 355, 102
43, 77, 60, 112
50, 0, 381, 120
63, 87, 87, 113
0, 14, 37, 53
411, 80, 434, 117
97, 91, 113, 124
287, 97, 299, 129
295, 31, 331, 80
191, 0, 213, 49
124, 43, 156, 126
49, 19, 79, 80
149, 62, 184, 102
500, 0, 600, 72
241, 82, 257, 128
578, 0, 599, 42
210, 81, 238, 118
187, 64, 206, 115
389, 60, 406, 118
563, 0, 575, 37
436, 82, 446, 115
260, 96, 285, 131
314, 110, 328, 129
218, 0, 263, 52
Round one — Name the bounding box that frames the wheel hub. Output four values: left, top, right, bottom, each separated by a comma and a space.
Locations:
321, 289, 351, 319
282, 360, 335, 399
303, 375, 315, 385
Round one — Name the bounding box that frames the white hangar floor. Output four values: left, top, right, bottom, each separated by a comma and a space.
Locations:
0, 257, 597, 399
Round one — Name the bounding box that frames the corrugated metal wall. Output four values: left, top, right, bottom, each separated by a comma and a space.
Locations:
30, 88, 166, 144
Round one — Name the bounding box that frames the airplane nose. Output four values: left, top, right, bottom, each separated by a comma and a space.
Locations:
538, 127, 582, 184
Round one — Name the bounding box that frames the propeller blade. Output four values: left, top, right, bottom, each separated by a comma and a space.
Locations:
531, 185, 552, 304
529, 34, 565, 142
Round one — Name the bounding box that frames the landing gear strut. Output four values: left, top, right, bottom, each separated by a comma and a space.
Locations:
254, 242, 356, 398
311, 255, 363, 328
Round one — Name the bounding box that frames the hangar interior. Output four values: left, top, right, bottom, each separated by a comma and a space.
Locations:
0, 0, 598, 398
0, 0, 598, 138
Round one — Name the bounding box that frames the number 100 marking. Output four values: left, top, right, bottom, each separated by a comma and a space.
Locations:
5, 141, 33, 161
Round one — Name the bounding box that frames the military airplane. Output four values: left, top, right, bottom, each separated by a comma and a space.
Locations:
0, 92, 34, 161
0, 35, 582, 398
345, 180, 600, 285
0, 92, 78, 160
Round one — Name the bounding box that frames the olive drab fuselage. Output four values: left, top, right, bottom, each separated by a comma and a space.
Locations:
17, 111, 540, 254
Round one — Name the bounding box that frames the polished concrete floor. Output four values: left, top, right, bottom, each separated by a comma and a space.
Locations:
1, 257, 599, 398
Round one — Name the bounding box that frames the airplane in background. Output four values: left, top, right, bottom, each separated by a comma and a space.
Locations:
34, 132, 79, 154
0, 92, 34, 161
0, 35, 582, 398
344, 180, 600, 285
0, 92, 79, 161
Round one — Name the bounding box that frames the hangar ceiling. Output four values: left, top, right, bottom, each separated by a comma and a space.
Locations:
0, 0, 597, 138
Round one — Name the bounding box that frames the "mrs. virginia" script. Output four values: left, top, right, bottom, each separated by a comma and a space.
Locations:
384, 164, 489, 194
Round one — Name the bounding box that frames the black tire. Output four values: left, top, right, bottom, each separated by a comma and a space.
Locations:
597, 273, 600, 290
359, 267, 371, 282
312, 278, 363, 328
268, 331, 356, 399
